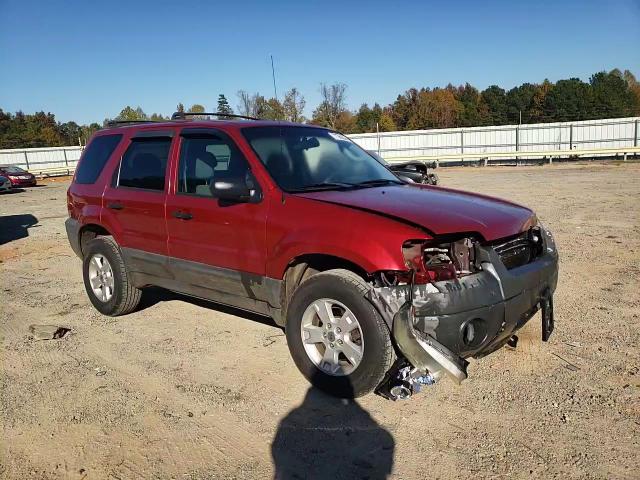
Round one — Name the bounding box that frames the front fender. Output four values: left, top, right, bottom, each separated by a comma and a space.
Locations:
266, 195, 430, 278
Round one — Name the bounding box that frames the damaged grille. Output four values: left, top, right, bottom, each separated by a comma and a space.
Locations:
493, 228, 543, 270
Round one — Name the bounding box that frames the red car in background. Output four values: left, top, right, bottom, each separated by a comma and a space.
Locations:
0, 165, 37, 187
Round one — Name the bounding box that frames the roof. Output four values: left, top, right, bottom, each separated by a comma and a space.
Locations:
100, 118, 323, 133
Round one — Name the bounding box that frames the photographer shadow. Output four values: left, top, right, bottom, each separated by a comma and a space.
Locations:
272, 378, 394, 479
0, 213, 38, 245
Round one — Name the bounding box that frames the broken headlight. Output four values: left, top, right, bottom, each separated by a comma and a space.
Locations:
539, 223, 556, 254
402, 237, 480, 284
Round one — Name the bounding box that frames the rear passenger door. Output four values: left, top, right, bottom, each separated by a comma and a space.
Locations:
101, 131, 175, 262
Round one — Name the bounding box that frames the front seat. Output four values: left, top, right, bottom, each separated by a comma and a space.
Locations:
193, 151, 218, 196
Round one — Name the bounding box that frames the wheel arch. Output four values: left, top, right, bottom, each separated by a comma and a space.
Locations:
79, 223, 113, 256
279, 253, 371, 322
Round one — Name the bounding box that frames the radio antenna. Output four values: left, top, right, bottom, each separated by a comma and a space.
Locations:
270, 55, 278, 101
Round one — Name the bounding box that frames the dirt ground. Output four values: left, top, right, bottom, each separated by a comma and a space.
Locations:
1, 163, 639, 479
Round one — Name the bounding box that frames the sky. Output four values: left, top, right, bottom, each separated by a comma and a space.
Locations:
1, 0, 639, 125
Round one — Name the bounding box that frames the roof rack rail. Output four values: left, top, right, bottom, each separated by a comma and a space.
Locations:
171, 112, 261, 121
106, 119, 161, 126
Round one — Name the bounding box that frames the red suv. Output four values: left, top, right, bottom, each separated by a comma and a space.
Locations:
66, 114, 558, 400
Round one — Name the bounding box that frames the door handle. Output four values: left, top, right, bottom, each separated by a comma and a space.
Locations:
172, 210, 193, 220
107, 202, 124, 210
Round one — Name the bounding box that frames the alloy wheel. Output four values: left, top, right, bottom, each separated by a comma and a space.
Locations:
88, 254, 115, 302
300, 298, 364, 376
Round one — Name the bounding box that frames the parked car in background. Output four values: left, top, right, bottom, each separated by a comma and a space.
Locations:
368, 151, 439, 185
0, 175, 12, 193
0, 165, 37, 187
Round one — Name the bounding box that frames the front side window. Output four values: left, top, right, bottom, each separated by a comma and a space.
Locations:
75, 134, 123, 184
242, 126, 399, 192
118, 138, 171, 191
178, 133, 250, 197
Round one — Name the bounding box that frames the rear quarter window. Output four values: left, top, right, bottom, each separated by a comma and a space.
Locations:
75, 134, 123, 184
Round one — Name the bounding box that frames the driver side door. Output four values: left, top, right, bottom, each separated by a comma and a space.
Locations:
165, 127, 269, 304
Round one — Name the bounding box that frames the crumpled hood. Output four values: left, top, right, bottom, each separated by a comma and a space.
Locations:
296, 184, 536, 241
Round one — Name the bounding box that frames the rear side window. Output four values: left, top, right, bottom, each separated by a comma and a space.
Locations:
75, 134, 122, 184
117, 138, 171, 191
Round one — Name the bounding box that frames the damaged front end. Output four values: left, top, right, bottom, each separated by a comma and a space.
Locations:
370, 227, 559, 400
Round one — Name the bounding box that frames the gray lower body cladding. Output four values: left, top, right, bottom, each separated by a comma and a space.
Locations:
121, 248, 284, 322
64, 218, 285, 322
65, 218, 83, 258
372, 237, 559, 362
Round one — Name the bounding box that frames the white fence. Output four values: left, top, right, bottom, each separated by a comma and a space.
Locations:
0, 145, 83, 173
349, 116, 640, 163
1, 116, 639, 175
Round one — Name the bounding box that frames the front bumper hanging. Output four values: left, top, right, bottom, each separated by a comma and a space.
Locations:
372, 228, 559, 399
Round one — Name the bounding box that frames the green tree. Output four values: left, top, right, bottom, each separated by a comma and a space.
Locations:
543, 78, 593, 121
282, 88, 306, 122
355, 104, 375, 132
622, 70, 640, 115
481, 86, 508, 125
236, 91, 269, 118
455, 83, 489, 127
334, 111, 358, 133
529, 80, 553, 123
269, 98, 286, 120
505, 83, 538, 124
188, 104, 206, 114
115, 106, 147, 121
80, 123, 100, 145
389, 89, 419, 130
378, 111, 397, 132
176, 103, 185, 113
254, 95, 269, 118
216, 94, 234, 116
590, 70, 636, 118
354, 103, 385, 133
236, 90, 254, 117
312, 83, 349, 129
405, 88, 462, 129
59, 121, 81, 145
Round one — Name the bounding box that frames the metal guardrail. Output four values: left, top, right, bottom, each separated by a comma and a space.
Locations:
385, 146, 640, 165
351, 116, 640, 162
31, 166, 76, 178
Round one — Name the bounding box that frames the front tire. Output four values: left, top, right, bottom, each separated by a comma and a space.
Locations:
285, 269, 394, 398
82, 236, 142, 316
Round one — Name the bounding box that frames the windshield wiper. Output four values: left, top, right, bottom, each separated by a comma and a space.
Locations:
352, 179, 404, 187
288, 179, 403, 193
288, 182, 358, 192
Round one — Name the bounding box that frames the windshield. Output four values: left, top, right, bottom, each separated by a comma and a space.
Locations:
2, 165, 26, 174
368, 150, 390, 166
242, 126, 400, 192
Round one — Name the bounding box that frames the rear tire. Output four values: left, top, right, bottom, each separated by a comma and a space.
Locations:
82, 236, 142, 316
285, 269, 394, 398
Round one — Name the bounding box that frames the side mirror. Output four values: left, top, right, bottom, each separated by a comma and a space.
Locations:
211, 173, 261, 203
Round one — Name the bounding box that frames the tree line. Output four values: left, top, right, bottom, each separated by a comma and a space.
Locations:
1, 68, 638, 149
0, 110, 101, 149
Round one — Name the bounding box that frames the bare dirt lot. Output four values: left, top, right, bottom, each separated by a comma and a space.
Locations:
1, 164, 639, 479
